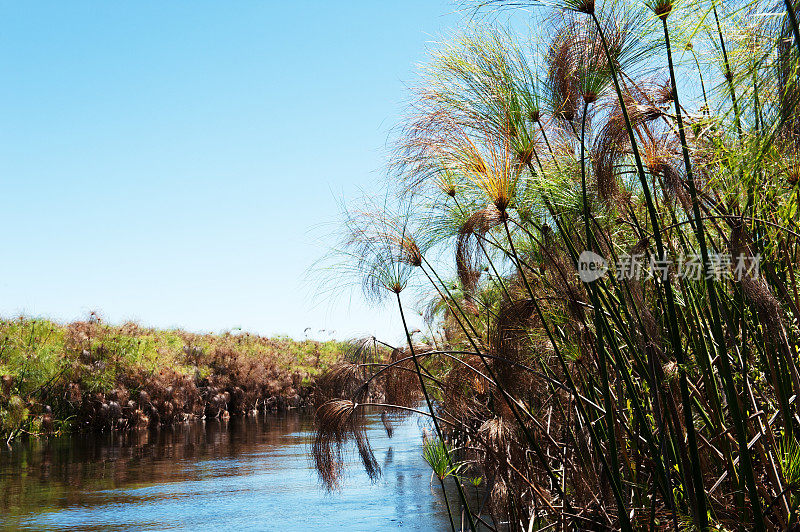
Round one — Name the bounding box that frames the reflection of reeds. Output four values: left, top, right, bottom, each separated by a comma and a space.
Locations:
312, 0, 800, 528
0, 413, 311, 518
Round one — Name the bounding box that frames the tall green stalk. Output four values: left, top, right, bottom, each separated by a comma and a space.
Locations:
662, 14, 764, 529
712, 4, 743, 139
500, 215, 633, 532
395, 292, 477, 532
577, 96, 631, 523
589, 11, 707, 528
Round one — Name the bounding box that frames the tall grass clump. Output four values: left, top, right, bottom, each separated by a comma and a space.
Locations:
310, 0, 800, 529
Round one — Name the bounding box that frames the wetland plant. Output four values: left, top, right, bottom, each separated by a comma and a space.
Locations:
312, 0, 800, 529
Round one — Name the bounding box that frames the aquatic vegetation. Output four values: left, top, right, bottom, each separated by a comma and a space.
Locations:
0, 316, 345, 439
311, 0, 800, 529
423, 434, 466, 532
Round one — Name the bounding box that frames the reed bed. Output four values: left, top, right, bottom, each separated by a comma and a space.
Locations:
312, 0, 800, 529
0, 315, 344, 440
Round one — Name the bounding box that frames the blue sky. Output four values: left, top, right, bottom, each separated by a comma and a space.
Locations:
0, 1, 466, 343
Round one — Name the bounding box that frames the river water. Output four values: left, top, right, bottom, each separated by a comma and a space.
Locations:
0, 411, 466, 531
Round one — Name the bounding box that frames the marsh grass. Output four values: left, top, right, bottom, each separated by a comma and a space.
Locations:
0, 316, 345, 440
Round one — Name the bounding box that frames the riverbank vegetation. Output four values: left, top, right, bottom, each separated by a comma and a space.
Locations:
311, 0, 800, 529
0, 315, 345, 441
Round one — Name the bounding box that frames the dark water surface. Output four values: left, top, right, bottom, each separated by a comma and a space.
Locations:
0, 411, 459, 531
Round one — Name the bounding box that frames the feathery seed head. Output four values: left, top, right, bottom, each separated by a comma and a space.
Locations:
312, 399, 380, 489
648, 0, 673, 20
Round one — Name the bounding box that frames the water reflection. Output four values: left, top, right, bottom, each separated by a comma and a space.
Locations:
0, 411, 461, 531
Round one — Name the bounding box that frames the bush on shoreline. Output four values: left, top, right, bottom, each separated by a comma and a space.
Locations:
0, 315, 345, 440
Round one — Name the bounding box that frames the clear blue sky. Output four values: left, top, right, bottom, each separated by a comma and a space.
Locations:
0, 1, 465, 343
